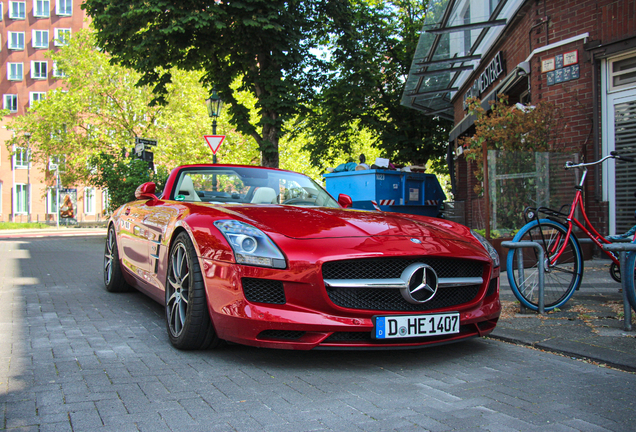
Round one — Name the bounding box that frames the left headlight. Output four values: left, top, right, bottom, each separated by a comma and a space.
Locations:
470, 230, 500, 268
214, 220, 286, 269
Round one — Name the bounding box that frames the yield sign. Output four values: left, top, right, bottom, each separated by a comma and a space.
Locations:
204, 135, 225, 155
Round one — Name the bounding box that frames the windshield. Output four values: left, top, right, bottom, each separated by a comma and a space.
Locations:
172, 166, 340, 208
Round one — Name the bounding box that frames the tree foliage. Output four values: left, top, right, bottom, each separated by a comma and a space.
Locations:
82, 0, 351, 168
88, 155, 170, 211
300, 0, 452, 171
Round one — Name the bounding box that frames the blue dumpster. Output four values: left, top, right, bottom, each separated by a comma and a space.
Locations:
323, 169, 446, 217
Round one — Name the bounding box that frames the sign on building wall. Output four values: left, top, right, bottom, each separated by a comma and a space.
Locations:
463, 51, 505, 109
544, 50, 580, 86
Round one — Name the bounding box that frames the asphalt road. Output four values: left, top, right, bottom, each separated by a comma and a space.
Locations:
1, 232, 635, 431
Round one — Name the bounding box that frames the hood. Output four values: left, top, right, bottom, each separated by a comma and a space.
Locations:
210, 205, 473, 243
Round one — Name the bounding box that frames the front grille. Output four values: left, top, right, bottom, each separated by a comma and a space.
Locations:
485, 278, 498, 297
322, 258, 484, 311
322, 258, 483, 280
327, 285, 481, 311
242, 278, 286, 304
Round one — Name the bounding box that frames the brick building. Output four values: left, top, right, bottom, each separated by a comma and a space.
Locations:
402, 0, 636, 238
0, 0, 107, 224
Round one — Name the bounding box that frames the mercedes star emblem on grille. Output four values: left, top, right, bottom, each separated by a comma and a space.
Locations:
399, 263, 438, 304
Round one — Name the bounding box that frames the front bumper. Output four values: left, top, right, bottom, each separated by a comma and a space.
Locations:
199, 252, 501, 350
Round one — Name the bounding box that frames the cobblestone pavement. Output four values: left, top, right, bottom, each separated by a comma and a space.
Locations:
1, 234, 636, 431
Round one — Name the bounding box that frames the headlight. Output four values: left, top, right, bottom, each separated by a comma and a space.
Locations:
470, 230, 500, 268
214, 220, 286, 269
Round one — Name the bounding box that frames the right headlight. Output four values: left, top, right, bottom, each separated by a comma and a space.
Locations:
470, 230, 500, 268
214, 220, 286, 269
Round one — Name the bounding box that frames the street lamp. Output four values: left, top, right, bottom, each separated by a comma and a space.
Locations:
24, 132, 31, 223
205, 87, 223, 164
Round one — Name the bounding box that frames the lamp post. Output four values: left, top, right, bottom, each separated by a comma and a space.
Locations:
205, 87, 223, 164
24, 132, 31, 223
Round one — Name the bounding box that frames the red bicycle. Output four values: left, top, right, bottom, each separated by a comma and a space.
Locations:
506, 151, 634, 311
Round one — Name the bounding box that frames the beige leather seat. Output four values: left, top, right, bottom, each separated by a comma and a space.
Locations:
250, 187, 277, 204
178, 175, 201, 201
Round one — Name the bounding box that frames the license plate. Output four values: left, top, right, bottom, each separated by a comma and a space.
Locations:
373, 313, 460, 339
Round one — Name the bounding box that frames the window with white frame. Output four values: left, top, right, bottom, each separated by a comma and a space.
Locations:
7, 63, 23, 81
30, 92, 46, 106
56, 0, 72, 16
52, 61, 67, 78
46, 188, 58, 214
0, 183, 2, 215
0, 4, 3, 20
84, 187, 95, 214
34, 0, 50, 18
102, 189, 110, 215
14, 147, 28, 168
32, 30, 49, 49
14, 184, 28, 214
8, 31, 25, 50
610, 54, 636, 92
31, 61, 48, 79
54, 28, 71, 46
49, 154, 66, 172
3, 94, 18, 112
9, 2, 26, 19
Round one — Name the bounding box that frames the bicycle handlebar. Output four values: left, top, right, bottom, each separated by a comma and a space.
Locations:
565, 152, 634, 170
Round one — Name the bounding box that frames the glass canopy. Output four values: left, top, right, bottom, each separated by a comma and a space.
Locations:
401, 0, 523, 120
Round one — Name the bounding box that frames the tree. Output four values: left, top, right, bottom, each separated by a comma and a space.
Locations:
82, 0, 352, 168
300, 0, 452, 171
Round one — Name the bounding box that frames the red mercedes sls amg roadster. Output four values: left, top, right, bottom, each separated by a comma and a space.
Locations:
103, 164, 500, 350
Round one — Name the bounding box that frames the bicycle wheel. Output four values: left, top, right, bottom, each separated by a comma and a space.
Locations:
506, 219, 583, 311
623, 250, 636, 313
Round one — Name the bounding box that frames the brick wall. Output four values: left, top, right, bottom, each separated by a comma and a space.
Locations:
451, 0, 636, 235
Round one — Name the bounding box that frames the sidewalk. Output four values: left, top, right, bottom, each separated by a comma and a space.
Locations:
0, 226, 107, 238
491, 257, 636, 371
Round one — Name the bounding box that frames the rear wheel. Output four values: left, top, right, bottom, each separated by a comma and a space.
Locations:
166, 232, 220, 350
104, 225, 131, 293
507, 219, 583, 311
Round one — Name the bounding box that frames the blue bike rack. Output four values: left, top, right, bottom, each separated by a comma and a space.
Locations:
602, 243, 635, 331
501, 241, 546, 314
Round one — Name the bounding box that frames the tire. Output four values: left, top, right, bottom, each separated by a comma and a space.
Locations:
506, 219, 583, 311
165, 232, 220, 350
104, 225, 131, 293
624, 250, 636, 313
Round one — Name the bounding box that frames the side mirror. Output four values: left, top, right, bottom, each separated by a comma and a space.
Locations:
135, 182, 158, 201
338, 193, 353, 209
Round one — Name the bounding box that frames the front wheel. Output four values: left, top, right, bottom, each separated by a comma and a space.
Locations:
623, 250, 636, 313
103, 225, 131, 293
165, 232, 220, 350
506, 219, 583, 311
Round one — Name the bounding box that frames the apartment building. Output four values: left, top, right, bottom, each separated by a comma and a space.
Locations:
0, 0, 108, 224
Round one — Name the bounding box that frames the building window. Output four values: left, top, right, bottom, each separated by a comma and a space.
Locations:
3, 94, 18, 112
54, 28, 71, 46
0, 4, 3, 20
463, 5, 471, 56
610, 54, 636, 92
8, 32, 25, 50
47, 188, 58, 214
14, 147, 28, 168
7, 63, 23, 81
52, 61, 67, 78
30, 92, 46, 106
9, 2, 26, 20
84, 187, 95, 214
102, 189, 110, 215
32, 30, 49, 49
56, 0, 72, 16
31, 61, 48, 79
14, 184, 28, 214
34, 0, 50, 18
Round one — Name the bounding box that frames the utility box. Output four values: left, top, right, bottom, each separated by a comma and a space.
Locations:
324, 169, 446, 217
